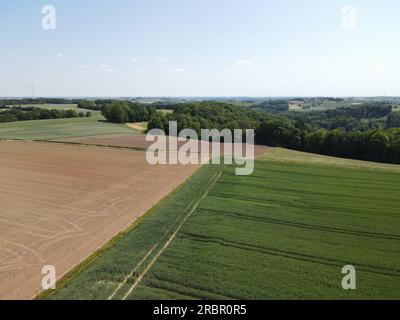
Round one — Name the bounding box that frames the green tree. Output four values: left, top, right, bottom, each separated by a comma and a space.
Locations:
367, 131, 390, 162
304, 130, 327, 153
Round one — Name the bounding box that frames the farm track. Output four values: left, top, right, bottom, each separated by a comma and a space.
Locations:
216, 180, 400, 204
118, 166, 225, 300
144, 275, 237, 300
208, 194, 400, 219
107, 198, 199, 300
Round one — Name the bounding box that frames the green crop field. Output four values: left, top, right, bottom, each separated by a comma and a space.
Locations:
0, 115, 138, 140
41, 156, 400, 300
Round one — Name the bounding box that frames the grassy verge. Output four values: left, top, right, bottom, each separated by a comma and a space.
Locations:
262, 147, 400, 172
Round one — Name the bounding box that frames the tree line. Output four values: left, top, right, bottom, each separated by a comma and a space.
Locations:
0, 98, 81, 107
0, 107, 91, 124
256, 118, 400, 164
100, 100, 400, 164
146, 102, 400, 164
101, 101, 156, 123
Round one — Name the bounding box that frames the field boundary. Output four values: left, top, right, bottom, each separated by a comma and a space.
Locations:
35, 164, 206, 300
0, 138, 148, 152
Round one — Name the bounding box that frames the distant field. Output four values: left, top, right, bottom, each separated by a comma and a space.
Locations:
7, 103, 100, 114
393, 106, 400, 112
0, 116, 138, 140
43, 158, 400, 300
126, 122, 148, 132
158, 109, 174, 115
288, 100, 373, 113
56, 133, 268, 158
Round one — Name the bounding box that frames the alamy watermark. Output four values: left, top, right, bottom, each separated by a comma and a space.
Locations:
146, 121, 255, 176
341, 5, 357, 31
42, 265, 56, 290
342, 265, 356, 290
42, 5, 56, 30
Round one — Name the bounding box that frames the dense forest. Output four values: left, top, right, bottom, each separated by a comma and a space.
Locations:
255, 118, 400, 163
143, 101, 400, 164
101, 101, 156, 123
285, 102, 393, 131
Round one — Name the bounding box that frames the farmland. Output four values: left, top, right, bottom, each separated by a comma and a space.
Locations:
0, 140, 199, 299
43, 153, 400, 300
0, 115, 137, 140
56, 133, 268, 159
6, 104, 98, 114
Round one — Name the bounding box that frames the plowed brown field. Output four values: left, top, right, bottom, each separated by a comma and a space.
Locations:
0, 140, 200, 300
57, 134, 268, 158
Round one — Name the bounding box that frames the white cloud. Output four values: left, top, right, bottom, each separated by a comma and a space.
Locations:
225, 69, 235, 73
79, 65, 94, 69
157, 58, 169, 63
56, 53, 71, 60
372, 62, 385, 69
235, 59, 253, 64
99, 64, 115, 73
79, 64, 114, 72
169, 68, 187, 77
121, 57, 138, 63
292, 68, 304, 74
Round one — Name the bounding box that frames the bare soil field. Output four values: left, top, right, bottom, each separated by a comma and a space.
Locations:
56, 134, 268, 158
126, 122, 148, 132
0, 140, 200, 300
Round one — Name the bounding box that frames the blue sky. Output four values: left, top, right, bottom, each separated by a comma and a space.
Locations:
0, 0, 399, 97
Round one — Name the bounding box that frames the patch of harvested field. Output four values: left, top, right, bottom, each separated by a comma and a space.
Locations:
0, 140, 200, 300
126, 122, 148, 132
56, 134, 268, 158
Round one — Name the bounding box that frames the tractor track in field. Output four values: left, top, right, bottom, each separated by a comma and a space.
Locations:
107, 197, 199, 300
107, 165, 226, 300
181, 232, 400, 278
197, 208, 400, 241
208, 193, 400, 219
